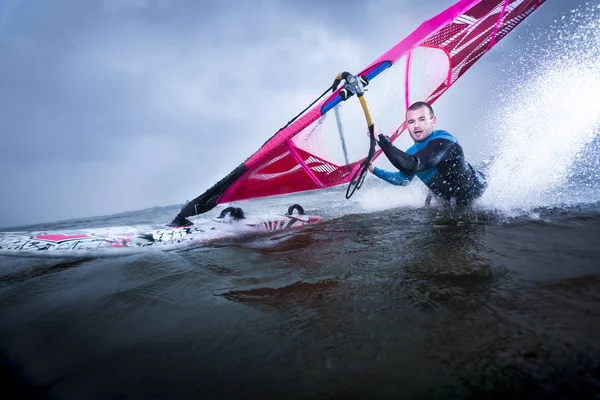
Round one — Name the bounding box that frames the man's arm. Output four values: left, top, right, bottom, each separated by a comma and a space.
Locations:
377, 135, 455, 174
371, 166, 413, 186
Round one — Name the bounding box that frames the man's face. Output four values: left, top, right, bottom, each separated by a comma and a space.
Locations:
406, 107, 436, 142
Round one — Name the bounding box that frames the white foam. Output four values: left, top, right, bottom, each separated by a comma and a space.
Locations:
478, 7, 600, 214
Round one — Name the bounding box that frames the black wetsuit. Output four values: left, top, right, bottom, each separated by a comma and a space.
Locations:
373, 130, 487, 206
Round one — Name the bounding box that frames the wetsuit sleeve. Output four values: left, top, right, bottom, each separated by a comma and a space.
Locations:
372, 166, 413, 186
377, 135, 455, 174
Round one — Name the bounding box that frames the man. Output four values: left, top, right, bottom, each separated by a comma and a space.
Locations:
368, 101, 487, 207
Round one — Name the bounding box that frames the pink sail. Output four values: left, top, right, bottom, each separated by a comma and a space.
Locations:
172, 0, 547, 223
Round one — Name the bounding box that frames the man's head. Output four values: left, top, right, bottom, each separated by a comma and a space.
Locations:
406, 101, 436, 142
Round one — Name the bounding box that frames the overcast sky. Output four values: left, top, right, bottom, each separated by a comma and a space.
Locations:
0, 0, 591, 228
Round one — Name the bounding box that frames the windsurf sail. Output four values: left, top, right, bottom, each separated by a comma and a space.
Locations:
170, 0, 547, 226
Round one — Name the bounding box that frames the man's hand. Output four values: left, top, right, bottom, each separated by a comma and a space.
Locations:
378, 133, 391, 145
368, 162, 375, 173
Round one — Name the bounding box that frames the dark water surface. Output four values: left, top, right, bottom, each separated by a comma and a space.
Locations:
1, 202, 600, 399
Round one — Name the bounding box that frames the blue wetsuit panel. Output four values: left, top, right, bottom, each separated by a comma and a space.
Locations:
375, 130, 487, 204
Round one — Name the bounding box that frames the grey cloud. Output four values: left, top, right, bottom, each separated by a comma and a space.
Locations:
0, 0, 592, 227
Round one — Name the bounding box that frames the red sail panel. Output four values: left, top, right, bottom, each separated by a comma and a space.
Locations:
223, 145, 359, 203
422, 0, 546, 105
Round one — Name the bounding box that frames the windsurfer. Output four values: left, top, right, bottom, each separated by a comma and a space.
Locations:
368, 101, 487, 206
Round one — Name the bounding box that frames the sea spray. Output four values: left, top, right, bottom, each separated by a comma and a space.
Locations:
479, 4, 600, 213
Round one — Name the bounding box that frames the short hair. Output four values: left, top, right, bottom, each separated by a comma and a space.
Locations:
407, 101, 434, 117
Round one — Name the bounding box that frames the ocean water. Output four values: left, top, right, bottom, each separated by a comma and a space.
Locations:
1, 192, 600, 400
2, 4, 600, 400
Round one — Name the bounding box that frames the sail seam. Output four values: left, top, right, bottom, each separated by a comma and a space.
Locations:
487, 0, 510, 51
285, 141, 325, 188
